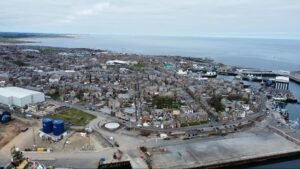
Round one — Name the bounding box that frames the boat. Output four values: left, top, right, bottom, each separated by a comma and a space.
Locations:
273, 97, 287, 102
280, 109, 289, 120
202, 71, 217, 78
286, 98, 298, 103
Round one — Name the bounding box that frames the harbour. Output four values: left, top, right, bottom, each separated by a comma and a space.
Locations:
216, 73, 300, 169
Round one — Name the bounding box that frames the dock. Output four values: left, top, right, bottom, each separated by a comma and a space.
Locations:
289, 74, 300, 84
150, 120, 300, 169
225, 69, 300, 85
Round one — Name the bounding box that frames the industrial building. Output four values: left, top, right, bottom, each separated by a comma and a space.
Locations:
0, 87, 45, 107
275, 76, 289, 90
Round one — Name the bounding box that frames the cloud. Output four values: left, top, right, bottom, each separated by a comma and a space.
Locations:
76, 2, 111, 16
58, 2, 111, 23
0, 0, 300, 36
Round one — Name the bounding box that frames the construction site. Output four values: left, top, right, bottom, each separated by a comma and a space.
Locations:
0, 116, 31, 150
1, 121, 107, 153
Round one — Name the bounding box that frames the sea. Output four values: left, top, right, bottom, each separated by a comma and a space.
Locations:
24, 35, 300, 71
21, 34, 300, 168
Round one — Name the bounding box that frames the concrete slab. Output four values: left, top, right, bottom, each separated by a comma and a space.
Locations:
152, 131, 300, 169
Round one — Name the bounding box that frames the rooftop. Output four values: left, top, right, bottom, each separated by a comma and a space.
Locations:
0, 87, 44, 98
275, 76, 290, 83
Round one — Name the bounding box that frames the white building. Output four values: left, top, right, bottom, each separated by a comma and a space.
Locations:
106, 60, 130, 65
49, 74, 61, 83
177, 69, 188, 75
0, 87, 45, 107
275, 76, 289, 90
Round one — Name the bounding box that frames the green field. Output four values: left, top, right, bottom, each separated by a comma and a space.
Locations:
131, 63, 145, 71
49, 108, 96, 126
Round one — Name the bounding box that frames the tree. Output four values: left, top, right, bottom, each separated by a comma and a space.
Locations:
208, 95, 225, 112
76, 90, 84, 100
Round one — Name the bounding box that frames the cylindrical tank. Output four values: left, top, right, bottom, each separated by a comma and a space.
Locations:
2, 111, 11, 116
266, 80, 273, 86
53, 119, 64, 136
1, 115, 11, 123
42, 118, 53, 134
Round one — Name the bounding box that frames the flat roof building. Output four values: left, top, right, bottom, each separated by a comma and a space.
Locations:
0, 87, 45, 107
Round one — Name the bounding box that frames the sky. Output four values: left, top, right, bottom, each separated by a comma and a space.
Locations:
0, 0, 300, 37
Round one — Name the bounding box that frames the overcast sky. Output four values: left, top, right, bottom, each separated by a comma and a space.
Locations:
0, 0, 300, 37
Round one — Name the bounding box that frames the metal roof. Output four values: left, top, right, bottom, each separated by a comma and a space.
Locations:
275, 76, 289, 83
0, 87, 43, 98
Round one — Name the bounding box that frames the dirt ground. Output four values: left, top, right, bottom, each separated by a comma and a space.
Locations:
63, 132, 105, 152
0, 116, 32, 149
2, 126, 107, 152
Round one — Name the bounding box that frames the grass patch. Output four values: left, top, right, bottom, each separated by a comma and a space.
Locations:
40, 48, 58, 54
131, 63, 145, 71
13, 60, 27, 66
49, 108, 96, 126
208, 95, 225, 112
152, 96, 181, 109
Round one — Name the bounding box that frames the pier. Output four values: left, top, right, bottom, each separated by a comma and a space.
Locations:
231, 69, 300, 85
290, 74, 300, 84
151, 118, 300, 169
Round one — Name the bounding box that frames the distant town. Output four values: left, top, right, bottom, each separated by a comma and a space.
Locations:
1, 45, 300, 169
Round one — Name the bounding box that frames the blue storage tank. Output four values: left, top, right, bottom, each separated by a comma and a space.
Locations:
53, 119, 64, 136
1, 115, 11, 123
2, 111, 11, 116
42, 118, 53, 134
266, 80, 273, 86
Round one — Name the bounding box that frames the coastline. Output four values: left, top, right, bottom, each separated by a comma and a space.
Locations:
0, 33, 75, 44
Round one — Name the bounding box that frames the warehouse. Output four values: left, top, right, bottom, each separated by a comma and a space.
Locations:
0, 87, 45, 107
275, 76, 289, 90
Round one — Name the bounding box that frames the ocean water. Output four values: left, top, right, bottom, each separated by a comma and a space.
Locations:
24, 35, 300, 71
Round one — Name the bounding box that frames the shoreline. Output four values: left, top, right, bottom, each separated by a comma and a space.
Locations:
0, 43, 298, 71
0, 34, 75, 44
